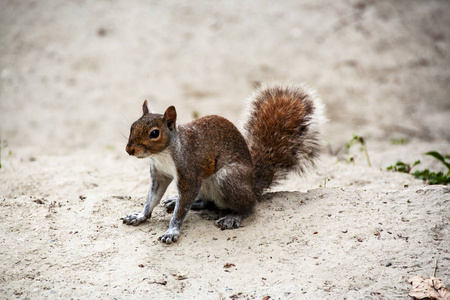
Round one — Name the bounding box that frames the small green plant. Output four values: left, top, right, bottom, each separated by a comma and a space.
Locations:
346, 134, 371, 167
413, 151, 450, 185
387, 151, 450, 185
387, 160, 420, 173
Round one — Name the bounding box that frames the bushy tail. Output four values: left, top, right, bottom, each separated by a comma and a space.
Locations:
243, 83, 326, 194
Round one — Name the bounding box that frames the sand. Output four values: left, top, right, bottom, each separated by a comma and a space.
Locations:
1, 1, 449, 299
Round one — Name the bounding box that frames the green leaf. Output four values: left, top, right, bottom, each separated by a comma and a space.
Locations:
425, 151, 450, 171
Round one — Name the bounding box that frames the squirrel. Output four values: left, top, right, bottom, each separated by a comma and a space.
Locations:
121, 83, 326, 244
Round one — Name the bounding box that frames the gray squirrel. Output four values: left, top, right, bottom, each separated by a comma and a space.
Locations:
121, 83, 326, 244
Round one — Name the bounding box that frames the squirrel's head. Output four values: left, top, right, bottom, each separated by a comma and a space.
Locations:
125, 100, 177, 158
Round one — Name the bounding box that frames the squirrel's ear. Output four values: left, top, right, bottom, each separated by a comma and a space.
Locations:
164, 106, 177, 131
142, 100, 150, 115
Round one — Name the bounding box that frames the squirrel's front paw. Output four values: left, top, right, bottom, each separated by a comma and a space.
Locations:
159, 228, 180, 244
121, 212, 148, 226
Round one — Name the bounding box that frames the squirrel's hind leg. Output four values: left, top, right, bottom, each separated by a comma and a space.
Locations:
213, 163, 257, 230
215, 213, 243, 230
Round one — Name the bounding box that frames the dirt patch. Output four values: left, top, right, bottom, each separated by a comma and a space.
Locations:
1, 1, 449, 299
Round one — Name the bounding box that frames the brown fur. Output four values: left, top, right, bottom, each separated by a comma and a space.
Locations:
123, 83, 324, 243
171, 115, 257, 216
244, 84, 323, 194
125, 113, 169, 157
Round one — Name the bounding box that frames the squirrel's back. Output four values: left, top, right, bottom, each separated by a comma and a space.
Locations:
243, 83, 326, 194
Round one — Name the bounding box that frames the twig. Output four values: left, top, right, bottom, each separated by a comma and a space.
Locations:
432, 256, 438, 277
148, 280, 167, 285
362, 142, 371, 167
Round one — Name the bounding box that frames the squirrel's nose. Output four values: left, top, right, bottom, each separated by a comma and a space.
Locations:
126, 146, 135, 156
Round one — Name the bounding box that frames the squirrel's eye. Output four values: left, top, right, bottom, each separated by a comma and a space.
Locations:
149, 129, 160, 139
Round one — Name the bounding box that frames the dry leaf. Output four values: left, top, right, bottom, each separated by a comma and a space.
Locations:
224, 263, 235, 268
408, 276, 450, 300
171, 273, 187, 280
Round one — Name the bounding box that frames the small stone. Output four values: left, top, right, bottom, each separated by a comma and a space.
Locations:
384, 261, 392, 267
97, 27, 108, 36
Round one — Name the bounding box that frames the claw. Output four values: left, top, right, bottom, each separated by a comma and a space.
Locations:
215, 214, 243, 230
159, 228, 180, 244
121, 212, 147, 226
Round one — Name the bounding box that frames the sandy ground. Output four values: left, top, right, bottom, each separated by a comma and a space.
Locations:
1, 1, 449, 299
